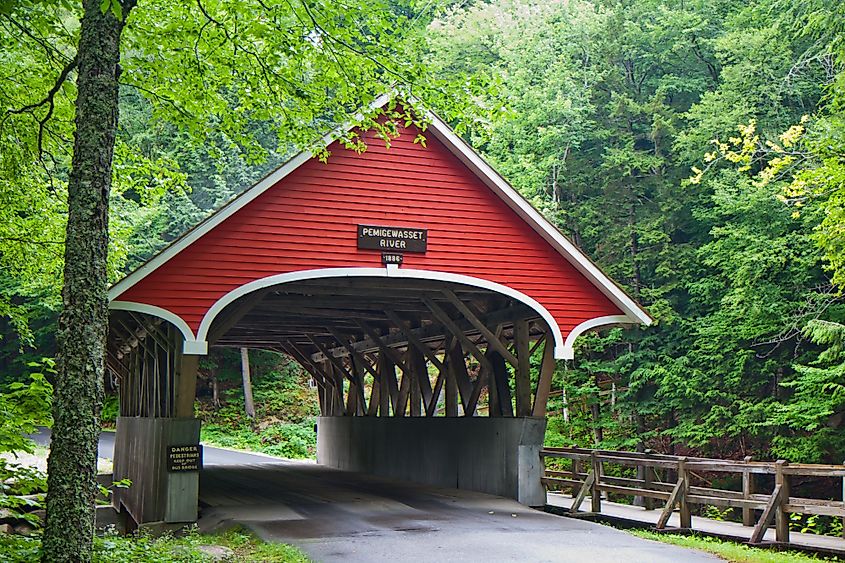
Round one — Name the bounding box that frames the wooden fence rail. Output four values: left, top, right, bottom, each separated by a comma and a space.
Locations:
541, 447, 845, 546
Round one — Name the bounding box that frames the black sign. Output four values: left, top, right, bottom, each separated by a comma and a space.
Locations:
358, 225, 427, 253
167, 445, 202, 472
382, 253, 404, 265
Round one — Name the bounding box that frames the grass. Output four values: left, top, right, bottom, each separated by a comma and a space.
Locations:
631, 530, 837, 563
0, 527, 308, 563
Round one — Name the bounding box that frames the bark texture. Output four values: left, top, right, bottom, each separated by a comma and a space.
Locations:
42, 1, 132, 560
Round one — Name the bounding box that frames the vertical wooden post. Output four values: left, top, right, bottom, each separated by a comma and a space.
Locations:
240, 348, 255, 418
514, 319, 532, 417
643, 450, 654, 510
775, 460, 790, 543
490, 351, 513, 417
485, 351, 500, 416
444, 345, 458, 417
590, 450, 602, 513
841, 460, 845, 539
571, 458, 581, 496
378, 353, 391, 416
531, 337, 555, 417
742, 456, 755, 526
406, 349, 421, 417
175, 353, 199, 418
678, 457, 691, 529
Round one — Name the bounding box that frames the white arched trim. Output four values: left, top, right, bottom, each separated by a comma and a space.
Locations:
195, 266, 569, 358
562, 315, 633, 360
109, 301, 198, 352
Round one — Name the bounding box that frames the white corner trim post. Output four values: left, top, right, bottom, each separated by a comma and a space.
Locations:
108, 301, 207, 355
562, 315, 634, 360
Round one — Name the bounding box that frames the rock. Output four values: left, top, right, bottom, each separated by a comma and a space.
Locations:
13, 523, 36, 536
196, 545, 235, 561
0, 523, 13, 534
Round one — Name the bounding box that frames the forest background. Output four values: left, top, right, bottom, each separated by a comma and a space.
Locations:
2, 0, 845, 471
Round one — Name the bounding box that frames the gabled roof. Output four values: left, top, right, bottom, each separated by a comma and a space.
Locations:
109, 94, 651, 327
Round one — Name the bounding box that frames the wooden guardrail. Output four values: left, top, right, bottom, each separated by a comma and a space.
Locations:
541, 447, 845, 546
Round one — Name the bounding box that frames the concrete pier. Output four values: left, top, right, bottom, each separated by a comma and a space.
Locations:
316, 416, 546, 506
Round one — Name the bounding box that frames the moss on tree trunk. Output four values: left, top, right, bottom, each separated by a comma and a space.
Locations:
42, 1, 132, 561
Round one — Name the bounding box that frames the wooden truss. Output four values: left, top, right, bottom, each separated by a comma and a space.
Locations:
108, 277, 560, 418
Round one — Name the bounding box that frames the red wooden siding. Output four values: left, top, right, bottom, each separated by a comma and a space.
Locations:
116, 123, 624, 334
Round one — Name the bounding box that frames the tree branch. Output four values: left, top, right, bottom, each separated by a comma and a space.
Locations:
7, 56, 77, 156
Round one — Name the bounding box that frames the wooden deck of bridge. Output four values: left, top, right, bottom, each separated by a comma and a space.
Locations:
546, 492, 845, 557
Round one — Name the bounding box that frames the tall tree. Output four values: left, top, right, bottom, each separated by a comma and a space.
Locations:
42, 1, 134, 560
2, 1, 456, 558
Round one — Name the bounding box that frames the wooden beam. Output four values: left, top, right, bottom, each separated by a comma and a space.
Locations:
308, 335, 357, 386
311, 302, 538, 363
444, 339, 458, 417
408, 348, 424, 416
327, 327, 380, 383
532, 337, 556, 417
570, 471, 596, 513
426, 355, 446, 417
280, 341, 334, 392
442, 289, 519, 368
395, 353, 412, 417
656, 478, 686, 529
384, 309, 446, 372
356, 320, 409, 373
750, 484, 784, 543
422, 296, 492, 373
514, 319, 532, 417
489, 350, 513, 417
447, 340, 472, 412
207, 289, 270, 344
175, 353, 199, 418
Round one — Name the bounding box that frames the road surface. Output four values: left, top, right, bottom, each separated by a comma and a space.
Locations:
29, 428, 288, 466
198, 463, 719, 563
31, 429, 718, 562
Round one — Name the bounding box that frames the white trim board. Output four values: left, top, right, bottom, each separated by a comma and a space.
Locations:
194, 267, 568, 358
107, 93, 651, 329
109, 301, 196, 343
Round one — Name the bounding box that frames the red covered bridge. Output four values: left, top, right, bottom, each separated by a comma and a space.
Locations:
106, 96, 650, 527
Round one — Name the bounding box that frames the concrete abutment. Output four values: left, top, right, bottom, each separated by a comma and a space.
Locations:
316, 415, 547, 506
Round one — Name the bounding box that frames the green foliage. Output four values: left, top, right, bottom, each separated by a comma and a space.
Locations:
429, 0, 845, 464
0, 359, 53, 526
201, 420, 316, 459
197, 352, 318, 458
0, 527, 308, 563
630, 530, 826, 562
0, 360, 53, 455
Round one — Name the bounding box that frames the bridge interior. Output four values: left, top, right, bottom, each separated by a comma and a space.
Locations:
108, 276, 557, 421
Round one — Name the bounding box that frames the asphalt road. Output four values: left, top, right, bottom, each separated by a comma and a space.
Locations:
30, 429, 718, 561
29, 428, 288, 466
198, 463, 720, 563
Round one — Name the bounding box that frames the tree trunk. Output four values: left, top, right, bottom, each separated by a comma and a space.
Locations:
240, 347, 255, 418
42, 1, 132, 561
211, 367, 220, 408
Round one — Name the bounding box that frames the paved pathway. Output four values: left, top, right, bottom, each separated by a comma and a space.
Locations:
29, 428, 288, 466
547, 492, 845, 557
198, 463, 719, 563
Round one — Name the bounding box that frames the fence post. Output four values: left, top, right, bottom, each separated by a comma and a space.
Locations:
591, 450, 602, 513
643, 449, 654, 510
678, 457, 691, 529
572, 457, 581, 497
742, 456, 755, 526
775, 460, 790, 544
841, 460, 844, 539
